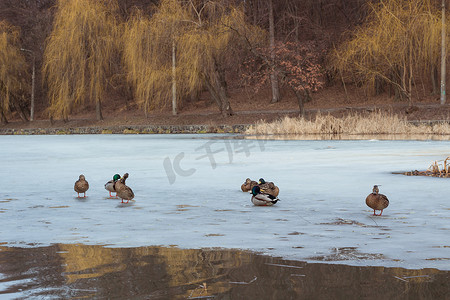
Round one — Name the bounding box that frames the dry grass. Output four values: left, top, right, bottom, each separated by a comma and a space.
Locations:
402, 156, 450, 178
427, 157, 450, 176
245, 111, 450, 136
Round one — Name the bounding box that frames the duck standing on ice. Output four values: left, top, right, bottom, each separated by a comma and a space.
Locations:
105, 174, 121, 198
74, 174, 89, 198
365, 185, 389, 216
115, 173, 135, 203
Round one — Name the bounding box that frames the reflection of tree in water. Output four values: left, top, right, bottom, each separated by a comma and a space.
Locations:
0, 244, 447, 299
56, 244, 243, 298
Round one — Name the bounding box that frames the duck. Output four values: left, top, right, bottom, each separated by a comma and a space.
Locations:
115, 173, 135, 203
251, 186, 279, 206
105, 174, 121, 198
258, 178, 280, 197
74, 174, 89, 198
241, 178, 258, 192
365, 185, 389, 216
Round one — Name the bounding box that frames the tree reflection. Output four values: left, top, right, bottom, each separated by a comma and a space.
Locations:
0, 244, 447, 299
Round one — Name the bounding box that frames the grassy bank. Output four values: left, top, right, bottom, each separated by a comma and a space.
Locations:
245, 111, 450, 136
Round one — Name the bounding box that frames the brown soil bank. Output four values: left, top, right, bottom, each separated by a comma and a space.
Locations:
1, 87, 450, 134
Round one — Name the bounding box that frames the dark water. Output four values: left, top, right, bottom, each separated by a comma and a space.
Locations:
0, 244, 448, 299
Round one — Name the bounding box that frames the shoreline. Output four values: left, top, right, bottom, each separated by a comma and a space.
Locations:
1, 119, 450, 136
0, 123, 250, 135
1, 102, 450, 135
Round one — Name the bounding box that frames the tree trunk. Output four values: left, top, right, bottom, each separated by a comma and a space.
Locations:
430, 66, 439, 95
0, 108, 7, 125
269, 0, 280, 103
172, 40, 177, 115
30, 55, 35, 121
289, 2, 299, 42
431, 65, 439, 95
408, 47, 412, 106
204, 78, 221, 108
203, 58, 233, 118
204, 77, 233, 117
402, 60, 407, 101
441, 0, 446, 105
252, 0, 260, 25
96, 100, 103, 121
292, 88, 305, 117
375, 76, 383, 95
144, 101, 149, 119
214, 57, 232, 116
10, 98, 28, 122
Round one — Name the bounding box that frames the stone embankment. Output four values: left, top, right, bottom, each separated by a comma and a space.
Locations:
0, 124, 250, 135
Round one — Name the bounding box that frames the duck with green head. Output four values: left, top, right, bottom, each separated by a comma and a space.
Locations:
115, 173, 135, 203
251, 186, 279, 206
74, 174, 89, 198
105, 174, 121, 198
365, 185, 389, 216
258, 178, 280, 197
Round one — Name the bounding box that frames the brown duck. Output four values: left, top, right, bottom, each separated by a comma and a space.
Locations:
365, 185, 389, 216
241, 178, 258, 192
258, 178, 280, 197
115, 173, 135, 203
74, 174, 89, 198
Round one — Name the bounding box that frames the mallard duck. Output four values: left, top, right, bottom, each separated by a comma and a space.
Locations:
74, 174, 89, 198
251, 186, 279, 206
258, 178, 280, 197
115, 173, 135, 203
105, 174, 121, 198
365, 185, 389, 216
241, 178, 258, 192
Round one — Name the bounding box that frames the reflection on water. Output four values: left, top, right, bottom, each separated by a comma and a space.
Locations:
0, 244, 448, 299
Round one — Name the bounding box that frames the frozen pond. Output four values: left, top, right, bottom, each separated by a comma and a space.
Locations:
0, 134, 449, 271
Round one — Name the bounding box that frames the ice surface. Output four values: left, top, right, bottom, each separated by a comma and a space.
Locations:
0, 134, 449, 270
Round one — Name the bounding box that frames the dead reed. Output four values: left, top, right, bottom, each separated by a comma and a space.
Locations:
245, 111, 450, 136
402, 156, 450, 178
427, 157, 450, 177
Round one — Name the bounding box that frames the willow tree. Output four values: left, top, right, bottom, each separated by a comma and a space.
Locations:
124, 0, 264, 117
123, 0, 189, 116
177, 2, 265, 116
330, 0, 446, 103
0, 21, 28, 124
43, 0, 119, 121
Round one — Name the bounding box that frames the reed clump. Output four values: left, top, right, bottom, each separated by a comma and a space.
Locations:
427, 157, 450, 177
245, 111, 450, 136
402, 156, 450, 178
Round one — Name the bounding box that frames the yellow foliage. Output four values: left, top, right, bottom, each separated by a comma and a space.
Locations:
0, 21, 27, 114
330, 0, 444, 99
122, 2, 185, 111
123, 1, 265, 114
43, 0, 120, 120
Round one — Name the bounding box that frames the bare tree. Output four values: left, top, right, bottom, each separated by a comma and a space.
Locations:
268, 0, 280, 103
